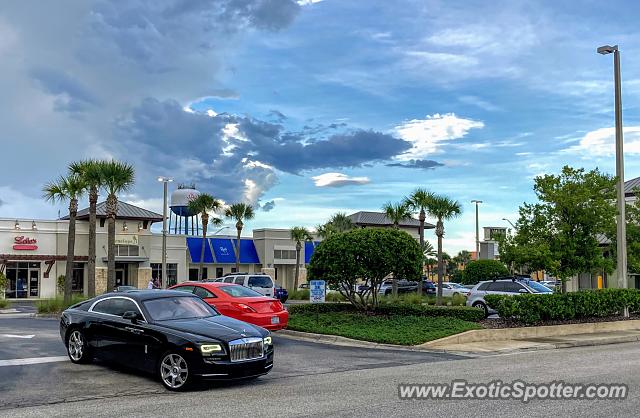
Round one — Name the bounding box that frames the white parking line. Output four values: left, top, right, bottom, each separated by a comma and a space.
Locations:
0, 334, 35, 339
0, 356, 68, 367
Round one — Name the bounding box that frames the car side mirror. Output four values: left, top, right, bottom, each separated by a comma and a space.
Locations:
123, 311, 141, 322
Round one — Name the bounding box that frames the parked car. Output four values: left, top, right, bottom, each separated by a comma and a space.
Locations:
170, 282, 288, 330
60, 290, 274, 391
378, 279, 419, 296
421, 280, 437, 295
298, 283, 310, 290
436, 282, 470, 297
466, 277, 554, 317
274, 285, 289, 303
540, 280, 561, 289
218, 274, 276, 298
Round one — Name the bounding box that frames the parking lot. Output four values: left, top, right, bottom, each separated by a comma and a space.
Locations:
0, 317, 462, 412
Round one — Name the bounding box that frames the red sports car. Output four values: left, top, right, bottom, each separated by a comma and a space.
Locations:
169, 282, 288, 331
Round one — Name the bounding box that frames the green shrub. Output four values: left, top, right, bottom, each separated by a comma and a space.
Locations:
325, 292, 346, 302
36, 295, 88, 314
288, 289, 310, 300
57, 275, 65, 295
0, 299, 9, 309
288, 301, 484, 322
461, 260, 509, 285
486, 289, 640, 324
0, 271, 7, 293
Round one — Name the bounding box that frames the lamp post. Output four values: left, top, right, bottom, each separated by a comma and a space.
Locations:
212, 226, 232, 235
471, 200, 482, 260
597, 44, 627, 289
158, 176, 173, 289
502, 218, 516, 229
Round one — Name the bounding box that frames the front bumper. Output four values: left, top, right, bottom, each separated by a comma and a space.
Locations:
193, 349, 274, 380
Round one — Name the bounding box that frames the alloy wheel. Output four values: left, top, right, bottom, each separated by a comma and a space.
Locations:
68, 330, 84, 361
160, 353, 189, 389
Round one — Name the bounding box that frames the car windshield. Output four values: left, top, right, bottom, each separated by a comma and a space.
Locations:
523, 280, 553, 293
220, 285, 264, 298
143, 296, 217, 321
248, 276, 273, 288
449, 283, 465, 289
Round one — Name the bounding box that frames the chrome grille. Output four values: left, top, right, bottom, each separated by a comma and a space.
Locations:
229, 337, 264, 362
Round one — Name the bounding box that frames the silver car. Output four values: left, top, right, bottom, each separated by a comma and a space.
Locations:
466, 278, 553, 317
437, 282, 471, 297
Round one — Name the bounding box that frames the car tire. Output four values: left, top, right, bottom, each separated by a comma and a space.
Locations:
66, 328, 92, 364
472, 301, 489, 318
159, 351, 193, 391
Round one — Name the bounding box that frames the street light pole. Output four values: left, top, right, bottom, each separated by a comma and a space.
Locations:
598, 44, 627, 289
158, 177, 173, 289
471, 200, 482, 260
502, 218, 516, 229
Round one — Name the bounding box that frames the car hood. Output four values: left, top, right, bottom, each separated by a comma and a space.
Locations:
157, 315, 266, 342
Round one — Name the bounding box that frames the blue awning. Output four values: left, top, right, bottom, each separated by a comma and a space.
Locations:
304, 241, 320, 264
232, 239, 260, 264
210, 238, 237, 264
187, 237, 213, 263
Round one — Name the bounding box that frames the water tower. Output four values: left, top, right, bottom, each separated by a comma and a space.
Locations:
169, 184, 201, 235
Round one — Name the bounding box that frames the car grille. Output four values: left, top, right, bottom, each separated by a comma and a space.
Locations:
229, 337, 264, 362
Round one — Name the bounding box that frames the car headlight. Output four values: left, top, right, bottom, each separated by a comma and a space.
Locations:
263, 336, 272, 347
200, 343, 224, 355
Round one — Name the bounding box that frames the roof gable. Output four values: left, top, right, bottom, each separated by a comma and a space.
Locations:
347, 211, 434, 229
64, 201, 163, 222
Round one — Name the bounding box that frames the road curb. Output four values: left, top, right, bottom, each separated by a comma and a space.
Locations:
0, 313, 37, 319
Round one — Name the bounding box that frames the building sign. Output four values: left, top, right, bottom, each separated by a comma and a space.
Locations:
13, 236, 38, 251
115, 234, 139, 246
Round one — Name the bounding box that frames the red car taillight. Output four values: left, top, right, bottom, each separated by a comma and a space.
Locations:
233, 303, 257, 313
274, 301, 284, 311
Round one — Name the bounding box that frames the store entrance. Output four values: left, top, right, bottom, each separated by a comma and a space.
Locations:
5, 262, 40, 298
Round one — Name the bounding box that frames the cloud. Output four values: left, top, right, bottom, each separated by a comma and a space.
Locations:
564, 126, 640, 157
394, 113, 484, 158
260, 200, 276, 211
312, 173, 371, 187
386, 159, 444, 170
458, 95, 501, 112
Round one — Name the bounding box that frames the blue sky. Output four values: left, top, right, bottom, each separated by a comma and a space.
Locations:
2, 0, 640, 254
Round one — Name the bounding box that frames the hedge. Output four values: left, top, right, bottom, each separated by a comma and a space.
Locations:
287, 302, 485, 322
485, 289, 640, 324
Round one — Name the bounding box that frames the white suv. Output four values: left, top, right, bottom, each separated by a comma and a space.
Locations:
466, 278, 553, 317
218, 274, 276, 298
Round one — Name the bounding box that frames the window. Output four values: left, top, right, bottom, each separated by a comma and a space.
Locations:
115, 245, 139, 257
477, 282, 491, 291
193, 286, 215, 299
173, 285, 195, 293
72, 263, 84, 293
151, 263, 178, 287
248, 276, 273, 288
92, 298, 141, 317
234, 277, 245, 285
502, 282, 526, 293
219, 285, 263, 298
274, 249, 296, 259
486, 282, 507, 292
143, 296, 216, 321
216, 267, 223, 278
223, 277, 235, 283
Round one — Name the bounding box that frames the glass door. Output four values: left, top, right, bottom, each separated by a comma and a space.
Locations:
29, 267, 40, 297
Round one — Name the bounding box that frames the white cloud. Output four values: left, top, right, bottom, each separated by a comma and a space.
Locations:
394, 113, 484, 158
297, 0, 323, 5
312, 173, 370, 188
565, 126, 640, 157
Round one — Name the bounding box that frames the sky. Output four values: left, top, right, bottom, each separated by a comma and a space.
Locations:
2, 0, 640, 255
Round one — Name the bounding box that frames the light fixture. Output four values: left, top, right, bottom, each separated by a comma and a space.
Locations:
14, 220, 20, 230
32, 220, 37, 230
157, 176, 174, 183
138, 222, 143, 232
597, 44, 618, 55
122, 221, 128, 231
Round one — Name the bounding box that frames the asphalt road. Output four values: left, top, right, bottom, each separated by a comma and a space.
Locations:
2, 318, 639, 417
0, 318, 460, 413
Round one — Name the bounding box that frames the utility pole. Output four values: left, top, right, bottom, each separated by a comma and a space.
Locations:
471, 200, 482, 260
158, 177, 173, 288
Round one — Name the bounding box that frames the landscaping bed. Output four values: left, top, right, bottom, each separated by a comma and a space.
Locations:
481, 314, 640, 329
287, 303, 484, 345
36, 295, 87, 314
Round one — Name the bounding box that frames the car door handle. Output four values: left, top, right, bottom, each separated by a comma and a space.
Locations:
125, 327, 144, 334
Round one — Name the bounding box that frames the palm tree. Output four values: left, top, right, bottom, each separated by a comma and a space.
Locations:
69, 159, 104, 297
188, 193, 222, 280
382, 201, 412, 228
225, 203, 255, 273
315, 223, 335, 239
455, 250, 472, 268
405, 188, 434, 250
425, 194, 462, 305
101, 160, 135, 292
291, 227, 313, 289
43, 175, 86, 303
328, 212, 354, 232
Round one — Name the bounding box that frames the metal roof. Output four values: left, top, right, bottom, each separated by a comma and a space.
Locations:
347, 211, 433, 229
63, 201, 163, 222
625, 176, 640, 196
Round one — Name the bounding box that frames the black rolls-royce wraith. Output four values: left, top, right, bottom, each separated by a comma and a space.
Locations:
59, 290, 274, 390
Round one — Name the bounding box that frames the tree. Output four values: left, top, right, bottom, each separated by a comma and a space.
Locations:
498, 166, 616, 292
290, 226, 313, 289
225, 203, 255, 273
453, 250, 472, 269
101, 160, 135, 292
69, 159, 104, 297
308, 228, 422, 310
381, 201, 413, 297
43, 174, 86, 303
425, 194, 462, 305
461, 260, 509, 285
327, 212, 354, 232
188, 193, 222, 281
406, 189, 435, 295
